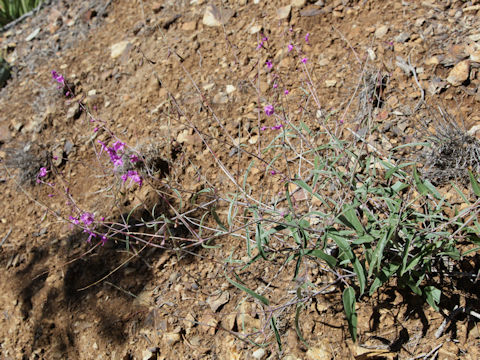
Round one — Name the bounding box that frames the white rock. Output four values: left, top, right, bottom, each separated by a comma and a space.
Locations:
367, 48, 376, 61
110, 41, 130, 59
469, 33, 480, 42
277, 5, 291, 20
25, 28, 40, 41
207, 291, 230, 312
306, 346, 330, 360
252, 348, 266, 359
291, 0, 306, 7
249, 24, 262, 34
226, 85, 236, 94
203, 4, 233, 27
203, 83, 215, 91
164, 332, 180, 345
447, 60, 470, 86
325, 79, 337, 87
213, 92, 228, 104
374, 25, 389, 38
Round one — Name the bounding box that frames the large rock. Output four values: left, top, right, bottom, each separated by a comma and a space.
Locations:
203, 5, 234, 27
447, 60, 470, 86
277, 5, 291, 20
110, 40, 130, 59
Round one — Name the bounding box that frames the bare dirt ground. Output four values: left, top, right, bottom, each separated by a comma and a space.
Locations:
1, 0, 480, 359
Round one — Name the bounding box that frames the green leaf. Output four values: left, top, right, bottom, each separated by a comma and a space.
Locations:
305, 249, 337, 268
413, 167, 429, 196
424, 286, 441, 311
469, 170, 480, 197
270, 316, 282, 351
211, 207, 228, 232
295, 303, 308, 346
403, 277, 422, 295
369, 263, 400, 295
343, 287, 357, 342
369, 224, 397, 277
255, 223, 269, 260
226, 275, 270, 305
293, 179, 332, 210
337, 205, 365, 235
329, 231, 366, 294
391, 181, 409, 193
293, 253, 302, 280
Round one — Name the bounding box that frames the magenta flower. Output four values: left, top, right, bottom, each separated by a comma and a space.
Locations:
264, 105, 274, 116
301, 57, 308, 64
273, 83, 278, 88
271, 124, 283, 130
36, 167, 48, 183
38, 167, 47, 177
98, 140, 125, 169
130, 154, 140, 163
69, 216, 80, 225
80, 212, 95, 227
305, 33, 310, 43
284, 89, 289, 95
288, 44, 293, 52
101, 234, 108, 246
270, 170, 277, 175
51, 70, 65, 85
260, 126, 268, 131
266, 60, 273, 69
122, 170, 143, 187
84, 229, 96, 243
112, 141, 125, 152
112, 157, 124, 169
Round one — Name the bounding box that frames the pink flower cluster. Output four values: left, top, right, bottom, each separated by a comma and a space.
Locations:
121, 170, 143, 187
98, 140, 143, 187
98, 140, 125, 169
257, 36, 268, 49
51, 70, 65, 85
264, 105, 274, 116
69, 212, 107, 244
36, 167, 48, 183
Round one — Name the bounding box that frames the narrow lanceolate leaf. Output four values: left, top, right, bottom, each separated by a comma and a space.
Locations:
369, 263, 400, 295
369, 224, 397, 277
305, 249, 337, 269
211, 207, 228, 231
343, 287, 357, 342
412, 167, 442, 199
424, 286, 441, 311
329, 231, 366, 294
469, 170, 480, 197
337, 205, 364, 236
413, 167, 429, 196
226, 275, 270, 305
295, 303, 308, 346
270, 316, 282, 351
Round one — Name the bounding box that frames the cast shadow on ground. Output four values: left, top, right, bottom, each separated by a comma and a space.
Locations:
11, 193, 199, 358
369, 252, 480, 348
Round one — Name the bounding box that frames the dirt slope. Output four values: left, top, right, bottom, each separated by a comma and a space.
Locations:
1, 0, 480, 359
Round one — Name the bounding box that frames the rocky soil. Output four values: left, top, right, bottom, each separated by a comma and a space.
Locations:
1, 0, 480, 359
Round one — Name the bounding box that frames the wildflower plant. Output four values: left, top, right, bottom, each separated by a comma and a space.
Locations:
156, 28, 480, 348
20, 17, 480, 355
